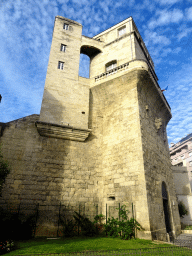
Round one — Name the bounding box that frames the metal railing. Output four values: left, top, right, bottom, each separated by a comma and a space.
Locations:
0, 202, 135, 238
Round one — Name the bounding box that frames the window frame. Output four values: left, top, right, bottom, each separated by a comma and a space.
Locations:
58, 61, 64, 70
118, 26, 126, 37
63, 23, 69, 30
105, 60, 117, 72
60, 44, 66, 52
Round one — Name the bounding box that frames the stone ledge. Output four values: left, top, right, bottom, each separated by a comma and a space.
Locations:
182, 230, 192, 234
35, 121, 91, 142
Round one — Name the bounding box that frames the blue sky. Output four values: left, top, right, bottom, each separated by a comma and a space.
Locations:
0, 0, 192, 145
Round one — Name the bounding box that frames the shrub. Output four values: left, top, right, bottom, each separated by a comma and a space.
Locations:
178, 201, 188, 218
93, 214, 105, 234
59, 206, 142, 239
104, 205, 143, 240
0, 239, 20, 255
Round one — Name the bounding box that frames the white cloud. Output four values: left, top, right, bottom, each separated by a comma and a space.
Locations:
172, 47, 181, 54
186, 7, 192, 21
99, 2, 109, 13
161, 48, 172, 57
166, 62, 192, 143
169, 60, 179, 65
145, 31, 171, 45
148, 8, 183, 29
177, 27, 192, 40
157, 0, 182, 5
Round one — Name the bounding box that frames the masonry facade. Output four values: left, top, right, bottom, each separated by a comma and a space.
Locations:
170, 133, 192, 189
0, 16, 181, 240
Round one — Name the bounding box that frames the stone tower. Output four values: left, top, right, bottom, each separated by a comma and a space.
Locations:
0, 16, 181, 240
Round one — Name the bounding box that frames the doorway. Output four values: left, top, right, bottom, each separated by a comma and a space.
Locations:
162, 182, 172, 234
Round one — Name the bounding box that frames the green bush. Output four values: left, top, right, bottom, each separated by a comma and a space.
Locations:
59, 205, 142, 239
178, 201, 188, 218
104, 205, 143, 240
93, 214, 105, 234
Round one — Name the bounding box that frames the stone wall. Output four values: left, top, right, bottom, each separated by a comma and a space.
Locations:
40, 16, 90, 129
0, 114, 102, 236
137, 69, 181, 239
0, 68, 181, 239
172, 166, 192, 226
90, 69, 151, 238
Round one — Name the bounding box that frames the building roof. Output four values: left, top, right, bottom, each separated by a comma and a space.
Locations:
170, 133, 192, 152
179, 133, 192, 144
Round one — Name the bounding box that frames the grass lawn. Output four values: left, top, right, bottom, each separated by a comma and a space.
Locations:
6, 236, 188, 255
184, 226, 192, 230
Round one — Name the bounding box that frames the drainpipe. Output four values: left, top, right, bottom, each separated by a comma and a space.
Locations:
129, 20, 133, 60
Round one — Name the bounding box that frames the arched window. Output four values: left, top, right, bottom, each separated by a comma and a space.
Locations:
105, 60, 117, 72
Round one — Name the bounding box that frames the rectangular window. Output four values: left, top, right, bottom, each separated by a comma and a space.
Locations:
118, 26, 126, 37
63, 23, 69, 30
61, 44, 66, 52
58, 61, 64, 70
189, 161, 192, 167
189, 152, 192, 157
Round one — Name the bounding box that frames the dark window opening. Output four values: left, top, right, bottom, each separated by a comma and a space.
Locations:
58, 61, 64, 70
61, 44, 66, 52
162, 182, 172, 234
108, 196, 115, 201
63, 23, 69, 30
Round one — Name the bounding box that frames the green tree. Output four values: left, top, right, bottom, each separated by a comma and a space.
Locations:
178, 201, 188, 218
0, 144, 10, 196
